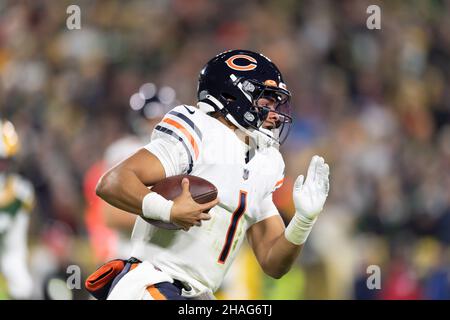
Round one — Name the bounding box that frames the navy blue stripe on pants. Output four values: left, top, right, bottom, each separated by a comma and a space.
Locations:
154, 282, 189, 300
107, 261, 189, 300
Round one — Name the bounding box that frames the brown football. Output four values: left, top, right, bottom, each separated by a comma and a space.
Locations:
142, 174, 218, 230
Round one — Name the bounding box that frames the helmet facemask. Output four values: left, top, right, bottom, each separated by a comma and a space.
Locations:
228, 75, 293, 146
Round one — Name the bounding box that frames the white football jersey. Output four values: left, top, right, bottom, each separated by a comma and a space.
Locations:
130, 104, 285, 297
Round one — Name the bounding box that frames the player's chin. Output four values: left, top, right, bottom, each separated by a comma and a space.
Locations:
262, 122, 275, 130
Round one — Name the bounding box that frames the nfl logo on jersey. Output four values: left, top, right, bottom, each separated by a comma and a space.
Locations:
243, 168, 249, 180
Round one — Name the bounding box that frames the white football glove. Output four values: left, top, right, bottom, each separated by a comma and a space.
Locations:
285, 155, 330, 245
294, 155, 330, 221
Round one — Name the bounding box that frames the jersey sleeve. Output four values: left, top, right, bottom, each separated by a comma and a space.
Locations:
253, 193, 280, 224
253, 166, 285, 225
272, 174, 285, 193
144, 105, 203, 176
270, 152, 285, 194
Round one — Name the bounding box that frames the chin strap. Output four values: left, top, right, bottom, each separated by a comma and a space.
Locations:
197, 101, 216, 114
257, 128, 279, 150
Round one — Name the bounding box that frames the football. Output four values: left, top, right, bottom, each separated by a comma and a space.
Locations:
143, 174, 218, 230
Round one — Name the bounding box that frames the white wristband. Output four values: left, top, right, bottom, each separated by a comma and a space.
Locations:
284, 214, 317, 245
142, 192, 174, 223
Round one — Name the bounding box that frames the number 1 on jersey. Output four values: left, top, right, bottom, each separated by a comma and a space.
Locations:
218, 190, 248, 264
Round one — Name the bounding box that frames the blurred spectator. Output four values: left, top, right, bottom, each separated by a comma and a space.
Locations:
0, 120, 34, 299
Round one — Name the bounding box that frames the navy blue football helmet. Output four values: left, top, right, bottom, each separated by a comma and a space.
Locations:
197, 49, 292, 145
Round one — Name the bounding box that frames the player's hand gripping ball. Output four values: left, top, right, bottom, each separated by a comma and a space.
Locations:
143, 175, 218, 230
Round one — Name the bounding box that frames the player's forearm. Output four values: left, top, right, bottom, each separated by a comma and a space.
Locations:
96, 167, 150, 215
261, 233, 303, 279
260, 156, 330, 278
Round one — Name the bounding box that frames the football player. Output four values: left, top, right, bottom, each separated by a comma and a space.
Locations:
96, 50, 330, 300
0, 120, 34, 299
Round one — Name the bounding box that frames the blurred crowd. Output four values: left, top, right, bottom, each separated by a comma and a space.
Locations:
1, 0, 450, 299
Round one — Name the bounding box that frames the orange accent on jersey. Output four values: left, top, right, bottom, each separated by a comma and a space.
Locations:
275, 178, 284, 188
162, 118, 200, 159
146, 285, 167, 300
225, 55, 257, 71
